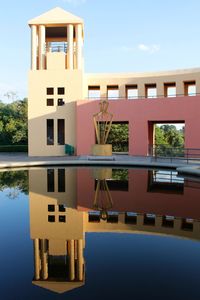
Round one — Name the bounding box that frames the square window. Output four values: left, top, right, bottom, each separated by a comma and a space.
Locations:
162, 215, 174, 228
145, 84, 157, 98
48, 204, 55, 212
107, 212, 119, 223
59, 215, 66, 222
107, 86, 119, 100
47, 98, 54, 106
88, 212, 100, 223
126, 85, 138, 99
58, 99, 65, 106
184, 81, 196, 96
88, 86, 101, 99
58, 87, 65, 95
143, 214, 156, 226
182, 218, 193, 231
48, 215, 55, 222
59, 204, 66, 212
164, 83, 176, 97
47, 87, 54, 95
125, 212, 137, 224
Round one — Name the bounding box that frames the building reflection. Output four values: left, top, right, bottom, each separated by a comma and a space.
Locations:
148, 170, 184, 194
29, 168, 85, 294
29, 167, 200, 294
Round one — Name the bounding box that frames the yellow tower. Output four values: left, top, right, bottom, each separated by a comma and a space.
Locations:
28, 7, 84, 156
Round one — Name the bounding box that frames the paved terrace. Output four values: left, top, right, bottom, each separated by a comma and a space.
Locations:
0, 153, 199, 177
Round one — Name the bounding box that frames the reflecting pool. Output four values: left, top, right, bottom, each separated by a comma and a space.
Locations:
1, 167, 200, 299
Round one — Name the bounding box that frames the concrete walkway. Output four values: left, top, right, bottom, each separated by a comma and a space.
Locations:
0, 153, 200, 177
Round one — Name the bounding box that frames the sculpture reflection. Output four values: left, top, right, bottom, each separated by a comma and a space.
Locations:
93, 169, 113, 220
29, 167, 200, 294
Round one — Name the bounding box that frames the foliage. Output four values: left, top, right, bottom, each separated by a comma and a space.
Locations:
107, 123, 129, 152
0, 98, 28, 146
0, 170, 28, 195
112, 169, 128, 180
155, 125, 184, 147
155, 125, 184, 156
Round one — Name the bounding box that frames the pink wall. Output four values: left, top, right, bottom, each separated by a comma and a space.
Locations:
76, 96, 200, 155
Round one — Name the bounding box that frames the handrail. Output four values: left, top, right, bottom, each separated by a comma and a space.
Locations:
85, 93, 200, 101
149, 144, 200, 164
46, 42, 68, 53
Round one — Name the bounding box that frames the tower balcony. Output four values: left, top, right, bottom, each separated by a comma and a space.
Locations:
46, 42, 68, 54
34, 42, 79, 70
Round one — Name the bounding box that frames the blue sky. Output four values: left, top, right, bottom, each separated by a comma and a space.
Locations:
0, 0, 200, 101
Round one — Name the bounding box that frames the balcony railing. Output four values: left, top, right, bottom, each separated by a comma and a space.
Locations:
86, 93, 200, 101
149, 144, 200, 164
46, 42, 68, 53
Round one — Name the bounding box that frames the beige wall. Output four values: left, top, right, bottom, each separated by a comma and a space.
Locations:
85, 68, 200, 98
29, 168, 82, 240
28, 51, 84, 156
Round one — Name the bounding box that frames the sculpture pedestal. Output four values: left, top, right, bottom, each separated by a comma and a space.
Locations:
93, 168, 112, 180
91, 144, 112, 156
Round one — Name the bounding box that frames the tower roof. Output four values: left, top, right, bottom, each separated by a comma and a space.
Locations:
32, 281, 84, 294
28, 7, 83, 26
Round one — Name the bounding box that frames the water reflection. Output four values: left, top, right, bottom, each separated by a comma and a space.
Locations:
93, 169, 113, 220
27, 167, 200, 295
29, 168, 84, 293
0, 170, 28, 197
148, 170, 184, 193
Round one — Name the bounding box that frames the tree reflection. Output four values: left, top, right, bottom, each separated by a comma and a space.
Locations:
0, 170, 28, 197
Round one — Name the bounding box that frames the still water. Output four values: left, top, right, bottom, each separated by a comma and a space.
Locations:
1, 167, 200, 300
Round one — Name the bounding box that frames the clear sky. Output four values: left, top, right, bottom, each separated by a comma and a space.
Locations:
1, 0, 200, 101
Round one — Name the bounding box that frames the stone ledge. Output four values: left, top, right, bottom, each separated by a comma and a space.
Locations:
87, 156, 115, 161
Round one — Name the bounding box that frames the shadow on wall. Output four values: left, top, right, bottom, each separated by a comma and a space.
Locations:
28, 101, 77, 156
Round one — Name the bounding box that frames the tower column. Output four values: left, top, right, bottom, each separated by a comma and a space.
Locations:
69, 240, 75, 281
77, 239, 83, 281
31, 25, 37, 70
39, 25, 46, 70
67, 24, 74, 70
41, 239, 48, 280
34, 239, 40, 280
76, 24, 83, 70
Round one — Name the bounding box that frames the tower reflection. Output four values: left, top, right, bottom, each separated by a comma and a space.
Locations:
29, 168, 85, 294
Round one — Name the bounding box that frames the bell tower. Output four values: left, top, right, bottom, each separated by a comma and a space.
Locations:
28, 7, 84, 156
29, 7, 84, 71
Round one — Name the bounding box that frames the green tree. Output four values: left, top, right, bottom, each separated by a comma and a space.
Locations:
155, 126, 167, 145
107, 123, 129, 152
155, 124, 184, 156
0, 98, 28, 145
160, 125, 184, 147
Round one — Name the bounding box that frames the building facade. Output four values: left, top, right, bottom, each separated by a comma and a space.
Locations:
28, 7, 200, 156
